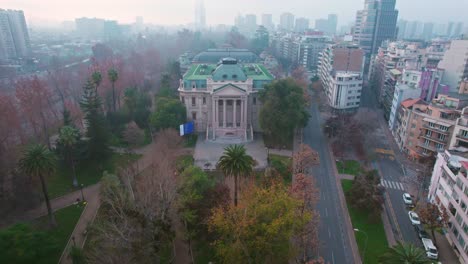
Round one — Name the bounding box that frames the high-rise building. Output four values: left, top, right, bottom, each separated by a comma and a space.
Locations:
279, 12, 294, 31
314, 15, 338, 35
245, 14, 257, 35
397, 19, 407, 39
294, 17, 309, 33
422, 22, 434, 40
446, 22, 454, 37
318, 44, 365, 109
194, 0, 206, 30
0, 9, 30, 60
328, 14, 338, 35
353, 0, 399, 69
314, 19, 328, 33
261, 14, 274, 31
439, 40, 468, 93
454, 22, 464, 37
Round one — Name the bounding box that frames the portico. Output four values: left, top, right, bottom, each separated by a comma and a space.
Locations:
211, 96, 248, 140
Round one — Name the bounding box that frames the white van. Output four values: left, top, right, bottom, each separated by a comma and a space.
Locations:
422, 238, 439, 260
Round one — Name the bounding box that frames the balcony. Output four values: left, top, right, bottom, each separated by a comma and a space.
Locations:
420, 133, 448, 144
417, 142, 437, 153
422, 124, 450, 134
456, 133, 468, 142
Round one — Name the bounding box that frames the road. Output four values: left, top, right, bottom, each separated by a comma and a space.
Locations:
361, 83, 421, 246
304, 103, 354, 264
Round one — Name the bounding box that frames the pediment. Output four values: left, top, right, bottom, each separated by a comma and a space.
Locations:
213, 83, 247, 96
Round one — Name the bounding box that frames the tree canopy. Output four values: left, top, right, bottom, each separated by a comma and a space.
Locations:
379, 242, 432, 264
259, 78, 310, 147
0, 224, 59, 264
150, 97, 186, 130
208, 181, 311, 264
348, 170, 384, 221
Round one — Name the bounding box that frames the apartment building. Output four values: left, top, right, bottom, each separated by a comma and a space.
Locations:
449, 107, 468, 150
439, 40, 468, 93
394, 98, 423, 151
400, 94, 468, 160
271, 32, 330, 71
0, 9, 30, 60
428, 150, 468, 264
318, 44, 365, 110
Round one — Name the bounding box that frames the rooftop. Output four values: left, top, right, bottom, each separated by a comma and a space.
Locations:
401, 98, 421, 108
192, 48, 259, 63
184, 61, 274, 81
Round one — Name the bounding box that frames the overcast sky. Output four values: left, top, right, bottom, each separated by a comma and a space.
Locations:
3, 0, 468, 27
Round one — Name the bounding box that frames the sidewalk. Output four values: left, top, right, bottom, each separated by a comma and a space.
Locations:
434, 232, 461, 264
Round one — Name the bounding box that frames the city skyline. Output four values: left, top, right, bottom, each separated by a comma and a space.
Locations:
3, 0, 468, 28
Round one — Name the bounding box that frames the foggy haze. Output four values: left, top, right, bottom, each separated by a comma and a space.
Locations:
3, 0, 468, 27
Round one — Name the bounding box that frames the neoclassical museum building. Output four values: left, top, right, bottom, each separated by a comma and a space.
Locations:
178, 54, 274, 142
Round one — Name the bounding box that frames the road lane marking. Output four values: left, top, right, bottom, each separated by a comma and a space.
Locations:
332, 251, 335, 264
325, 207, 329, 217
328, 227, 332, 238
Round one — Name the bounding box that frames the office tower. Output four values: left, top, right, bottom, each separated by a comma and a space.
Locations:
279, 12, 295, 31
234, 14, 245, 29
353, 0, 398, 70
315, 19, 328, 33
294, 17, 309, 33
453, 22, 464, 37
245, 14, 257, 35
261, 14, 274, 31
405, 21, 419, 39
0, 9, 30, 60
446, 22, 454, 36
194, 0, 206, 30
397, 19, 407, 39
328, 14, 338, 35
422, 22, 434, 40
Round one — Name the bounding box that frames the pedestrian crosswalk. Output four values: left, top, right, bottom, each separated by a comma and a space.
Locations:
380, 180, 405, 191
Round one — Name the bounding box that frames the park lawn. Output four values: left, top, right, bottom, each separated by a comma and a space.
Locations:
336, 160, 363, 176
32, 203, 85, 264
47, 153, 141, 199
341, 179, 388, 264
269, 154, 293, 184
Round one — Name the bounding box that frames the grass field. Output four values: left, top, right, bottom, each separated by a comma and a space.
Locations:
341, 179, 388, 264
336, 160, 363, 176
47, 153, 140, 199
32, 204, 85, 264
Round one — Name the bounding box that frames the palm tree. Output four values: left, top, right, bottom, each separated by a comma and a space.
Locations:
108, 68, 119, 112
58, 126, 80, 187
379, 242, 432, 264
19, 144, 57, 226
217, 144, 255, 206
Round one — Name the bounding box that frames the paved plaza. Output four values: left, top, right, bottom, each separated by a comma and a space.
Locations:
194, 133, 267, 170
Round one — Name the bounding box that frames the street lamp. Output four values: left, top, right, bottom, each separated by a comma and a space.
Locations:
80, 184, 85, 202
354, 228, 368, 263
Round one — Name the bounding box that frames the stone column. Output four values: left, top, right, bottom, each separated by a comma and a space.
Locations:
240, 98, 245, 128
233, 99, 237, 128
223, 99, 226, 128
244, 97, 248, 127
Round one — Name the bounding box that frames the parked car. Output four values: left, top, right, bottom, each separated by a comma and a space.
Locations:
403, 193, 414, 207
408, 211, 421, 225
414, 224, 429, 239
422, 237, 439, 260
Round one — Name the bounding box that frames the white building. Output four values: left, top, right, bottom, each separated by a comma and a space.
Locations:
428, 149, 468, 264
388, 84, 421, 131
178, 57, 274, 141
318, 44, 365, 110
439, 40, 468, 93
0, 9, 30, 60
279, 12, 294, 31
